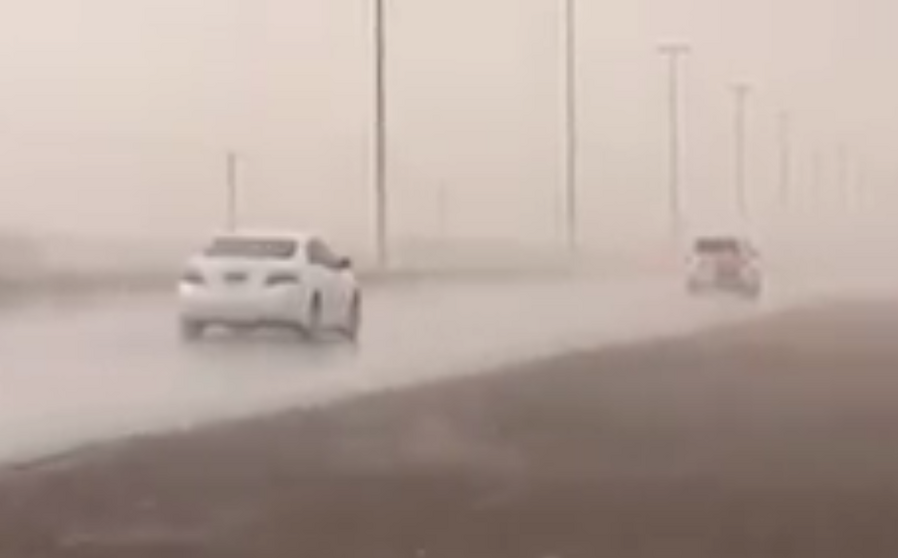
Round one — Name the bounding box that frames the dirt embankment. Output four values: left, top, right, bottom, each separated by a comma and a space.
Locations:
3, 303, 898, 557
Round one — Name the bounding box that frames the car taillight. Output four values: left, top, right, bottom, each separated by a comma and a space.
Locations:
266, 273, 300, 287
182, 270, 205, 285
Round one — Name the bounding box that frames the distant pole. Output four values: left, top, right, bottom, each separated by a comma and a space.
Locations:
226, 151, 238, 232
778, 111, 792, 206
812, 149, 824, 203
732, 83, 752, 219
373, 0, 389, 267
837, 143, 849, 207
658, 43, 691, 238
437, 183, 448, 238
562, 0, 579, 251
856, 160, 867, 210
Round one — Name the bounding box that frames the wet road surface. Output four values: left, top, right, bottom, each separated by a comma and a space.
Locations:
0, 275, 785, 464
3, 299, 898, 557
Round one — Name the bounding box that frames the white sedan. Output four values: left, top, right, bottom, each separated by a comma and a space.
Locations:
178, 231, 362, 342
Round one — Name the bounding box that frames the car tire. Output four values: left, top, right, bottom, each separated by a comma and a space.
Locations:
180, 319, 205, 342
298, 292, 323, 340
341, 293, 362, 343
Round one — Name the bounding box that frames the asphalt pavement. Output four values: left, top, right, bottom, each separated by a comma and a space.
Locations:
3, 267, 893, 466
0, 274, 783, 465
4, 297, 898, 557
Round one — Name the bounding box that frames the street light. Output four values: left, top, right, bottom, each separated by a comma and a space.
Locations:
562, 0, 579, 251
731, 83, 752, 219
373, 0, 389, 267
226, 151, 239, 232
837, 142, 850, 207
437, 182, 449, 239
658, 43, 691, 237
778, 111, 792, 206
811, 148, 824, 204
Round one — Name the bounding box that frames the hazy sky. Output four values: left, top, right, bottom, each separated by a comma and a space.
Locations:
0, 0, 894, 254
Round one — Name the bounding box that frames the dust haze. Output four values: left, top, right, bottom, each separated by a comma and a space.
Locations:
0, 0, 894, 276
5, 5, 898, 554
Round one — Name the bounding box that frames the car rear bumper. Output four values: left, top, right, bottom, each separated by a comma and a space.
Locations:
178, 284, 307, 326
688, 274, 761, 292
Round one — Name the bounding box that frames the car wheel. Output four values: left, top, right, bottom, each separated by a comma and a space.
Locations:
299, 293, 323, 339
180, 319, 205, 342
342, 293, 362, 342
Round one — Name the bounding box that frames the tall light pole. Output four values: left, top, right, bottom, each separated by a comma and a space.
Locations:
562, 0, 579, 251
778, 111, 792, 206
856, 155, 868, 209
812, 148, 824, 205
226, 151, 239, 232
731, 83, 752, 219
658, 43, 690, 238
852, 157, 865, 212
837, 142, 850, 208
373, 0, 389, 267
437, 183, 449, 239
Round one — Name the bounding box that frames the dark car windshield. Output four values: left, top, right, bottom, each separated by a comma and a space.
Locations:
204, 237, 298, 260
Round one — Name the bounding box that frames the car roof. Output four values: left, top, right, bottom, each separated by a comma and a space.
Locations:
693, 235, 753, 244
694, 234, 749, 241
210, 230, 318, 244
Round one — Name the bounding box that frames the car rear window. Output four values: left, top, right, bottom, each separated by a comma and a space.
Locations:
695, 238, 741, 254
205, 237, 297, 259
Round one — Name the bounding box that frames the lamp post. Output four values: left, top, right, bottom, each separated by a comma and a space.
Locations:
731, 83, 752, 219
658, 43, 691, 237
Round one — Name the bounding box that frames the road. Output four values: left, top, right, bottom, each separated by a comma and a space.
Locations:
0, 272, 871, 465
3, 288, 898, 556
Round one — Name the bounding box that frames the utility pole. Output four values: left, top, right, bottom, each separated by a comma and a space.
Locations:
778, 111, 792, 206
731, 83, 752, 219
226, 151, 238, 232
658, 43, 690, 238
562, 0, 579, 251
373, 0, 389, 267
